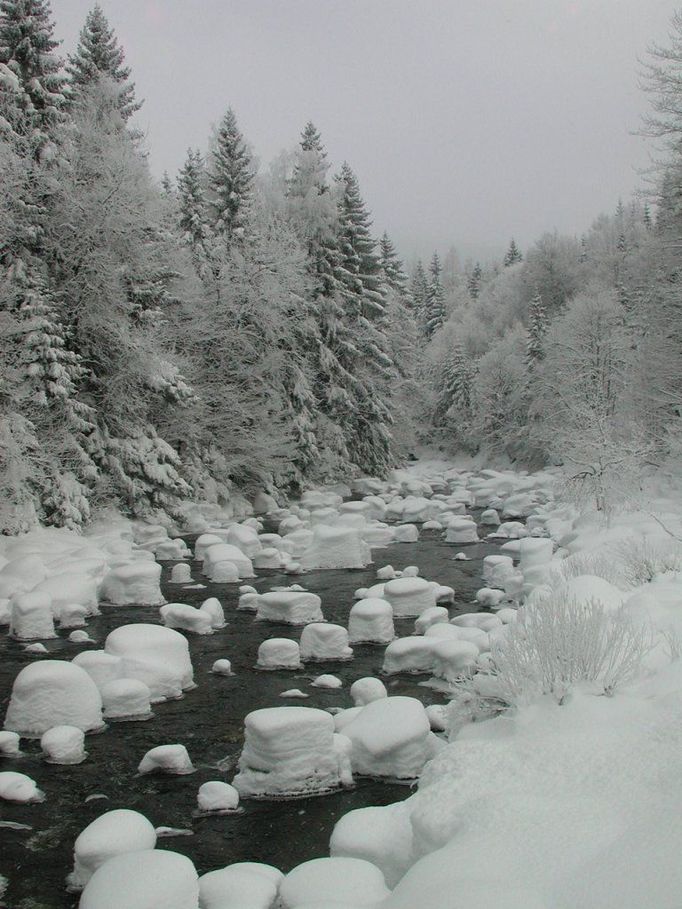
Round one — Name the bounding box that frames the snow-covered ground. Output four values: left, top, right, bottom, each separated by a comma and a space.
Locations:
2, 455, 682, 907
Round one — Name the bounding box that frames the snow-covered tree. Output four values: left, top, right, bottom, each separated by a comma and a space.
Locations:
379, 232, 409, 297
526, 291, 548, 366
433, 342, 476, 424
177, 147, 210, 255
467, 261, 482, 299
422, 252, 446, 337
208, 107, 254, 244
410, 259, 429, 318
504, 237, 522, 266
66, 4, 140, 120
0, 0, 65, 154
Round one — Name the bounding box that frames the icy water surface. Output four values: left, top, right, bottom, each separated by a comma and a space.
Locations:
0, 520, 501, 908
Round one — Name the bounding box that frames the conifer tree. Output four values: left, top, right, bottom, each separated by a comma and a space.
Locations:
503, 237, 522, 266
422, 252, 446, 338
208, 107, 254, 243
434, 343, 476, 423
379, 232, 409, 297
66, 4, 140, 120
177, 147, 210, 253
410, 260, 429, 317
526, 291, 548, 366
467, 261, 482, 299
0, 0, 65, 152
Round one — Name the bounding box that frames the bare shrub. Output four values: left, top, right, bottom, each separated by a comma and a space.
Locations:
611, 535, 682, 588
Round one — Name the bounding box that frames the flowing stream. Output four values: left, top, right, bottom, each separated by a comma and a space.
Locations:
0, 513, 502, 909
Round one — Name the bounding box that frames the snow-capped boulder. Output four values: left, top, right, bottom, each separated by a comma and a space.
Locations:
160, 603, 214, 635
232, 707, 349, 798
72, 651, 122, 691
350, 677, 387, 706
101, 563, 164, 606
414, 607, 450, 635
383, 577, 437, 618
197, 781, 240, 814
256, 638, 302, 670
9, 591, 56, 641
138, 744, 194, 775
104, 624, 194, 701
431, 639, 480, 682
79, 849, 199, 909
41, 725, 87, 764
445, 518, 479, 544
68, 809, 157, 891
382, 638, 436, 675
300, 623, 353, 661
255, 590, 323, 625
482, 554, 516, 587
169, 563, 192, 584
278, 857, 390, 909
300, 525, 371, 570
0, 770, 44, 803
348, 598, 395, 644
101, 679, 153, 721
203, 543, 254, 580
4, 661, 103, 737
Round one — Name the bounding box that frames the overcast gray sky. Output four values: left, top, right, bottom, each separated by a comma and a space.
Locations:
54, 0, 679, 262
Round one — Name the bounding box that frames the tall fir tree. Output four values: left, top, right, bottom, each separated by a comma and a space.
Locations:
422, 252, 446, 338
467, 261, 482, 299
526, 291, 548, 366
177, 147, 210, 254
433, 343, 475, 424
0, 0, 65, 153
410, 260, 429, 318
503, 237, 523, 266
66, 4, 140, 120
208, 107, 254, 243
379, 232, 409, 297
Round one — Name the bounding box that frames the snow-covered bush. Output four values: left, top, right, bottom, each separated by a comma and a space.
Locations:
464, 591, 652, 709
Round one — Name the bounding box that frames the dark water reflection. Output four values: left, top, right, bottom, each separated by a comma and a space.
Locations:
0, 521, 501, 908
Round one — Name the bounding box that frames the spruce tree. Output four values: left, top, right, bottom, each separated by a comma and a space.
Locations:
434, 343, 475, 423
0, 0, 65, 158
177, 147, 210, 253
467, 261, 482, 299
503, 238, 522, 266
410, 260, 429, 318
379, 232, 409, 297
66, 4, 140, 120
423, 252, 446, 338
526, 291, 548, 366
208, 107, 254, 243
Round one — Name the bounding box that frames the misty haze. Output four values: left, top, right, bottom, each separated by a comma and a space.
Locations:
1, 2, 682, 908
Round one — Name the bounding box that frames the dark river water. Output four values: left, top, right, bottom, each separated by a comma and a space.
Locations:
0, 517, 501, 909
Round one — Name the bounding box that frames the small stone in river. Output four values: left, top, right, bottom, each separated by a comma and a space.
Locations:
69, 630, 93, 644
197, 781, 240, 813
211, 659, 234, 676
453, 552, 470, 561
280, 689, 309, 699
311, 675, 343, 689
24, 643, 48, 654
0, 731, 21, 757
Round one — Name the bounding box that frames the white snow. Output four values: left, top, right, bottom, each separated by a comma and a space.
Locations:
300, 525, 371, 570
255, 590, 323, 625
199, 597, 225, 629
101, 563, 164, 606
311, 674, 343, 689
138, 744, 195, 775
0, 730, 21, 756
198, 865, 278, 909
382, 637, 435, 675
72, 651, 123, 690
232, 706, 349, 798
278, 856, 390, 908
0, 770, 44, 803
256, 638, 302, 670
41, 725, 87, 764
348, 598, 395, 644
9, 590, 56, 640
300, 623, 353, 661
330, 801, 414, 889
79, 849, 199, 909
414, 607, 449, 635
101, 678, 153, 721
197, 781, 240, 813
169, 563, 192, 584
202, 543, 254, 580
160, 603, 214, 635
350, 677, 387, 706
211, 659, 234, 675
4, 660, 103, 736
68, 809, 157, 890
444, 518, 479, 544
104, 624, 194, 701
383, 577, 437, 618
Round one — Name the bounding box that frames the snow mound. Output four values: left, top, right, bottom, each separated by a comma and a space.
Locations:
255, 590, 323, 625
68, 809, 157, 890
138, 744, 194, 775
350, 677, 387, 706
197, 781, 240, 813
445, 518, 479, 544
233, 707, 349, 798
300, 623, 353, 661
256, 638, 301, 670
278, 856, 390, 908
330, 801, 414, 889
9, 591, 56, 641
0, 770, 44, 802
79, 849, 199, 909
311, 674, 343, 689
101, 563, 164, 606
382, 638, 436, 675
160, 603, 214, 635
0, 731, 21, 756
101, 679, 153, 721
202, 543, 254, 580
4, 660, 103, 736
104, 624, 194, 701
41, 725, 87, 764
169, 563, 192, 584
415, 607, 449, 635
300, 525, 371, 570
199, 865, 278, 909
383, 577, 437, 618
348, 598, 395, 644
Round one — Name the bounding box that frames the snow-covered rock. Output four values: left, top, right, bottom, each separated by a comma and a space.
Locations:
445, 518, 479, 544
278, 856, 390, 908
0, 731, 21, 757
0, 770, 44, 803
414, 607, 450, 635
348, 597, 395, 645
341, 696, 438, 779
104, 624, 194, 701
197, 781, 240, 813
475, 587, 506, 607
72, 651, 122, 690
480, 508, 501, 526
58, 603, 89, 629
138, 744, 194, 775
382, 638, 435, 675
233, 707, 349, 798
383, 577, 437, 618
256, 638, 301, 670
160, 603, 214, 635
211, 659, 234, 676
451, 612, 503, 632
350, 677, 387, 706
300, 525, 371, 570
311, 674, 343, 689
155, 539, 191, 561
224, 524, 262, 559
101, 679, 153, 721
300, 623, 353, 661
9, 591, 56, 640
330, 801, 414, 889
199, 597, 225, 629
431, 639, 480, 682
79, 849, 199, 909
101, 563, 164, 606
68, 809, 157, 890
169, 563, 192, 584
394, 523, 420, 543
41, 725, 87, 764
255, 590, 323, 625
203, 543, 254, 580
4, 660, 103, 737
482, 554, 516, 587
198, 864, 278, 909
